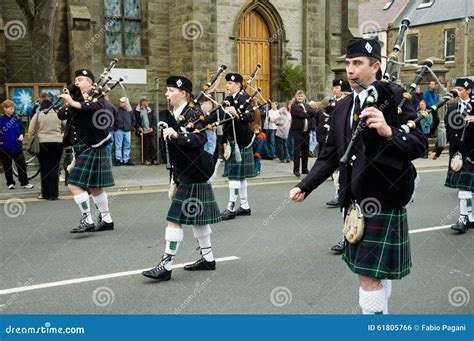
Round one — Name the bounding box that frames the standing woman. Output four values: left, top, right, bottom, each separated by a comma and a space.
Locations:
28, 100, 65, 200
290, 90, 317, 177
142, 76, 221, 282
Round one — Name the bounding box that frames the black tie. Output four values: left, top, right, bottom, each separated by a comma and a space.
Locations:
352, 96, 361, 131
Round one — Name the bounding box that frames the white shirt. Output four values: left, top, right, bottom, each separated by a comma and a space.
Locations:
268, 109, 279, 130
172, 102, 187, 122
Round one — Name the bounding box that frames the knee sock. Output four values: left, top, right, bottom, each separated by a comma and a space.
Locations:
239, 179, 249, 209
193, 224, 214, 262
359, 287, 387, 314
92, 191, 112, 223
381, 280, 392, 314
227, 180, 240, 211
74, 192, 93, 224
458, 190, 472, 223
162, 227, 184, 270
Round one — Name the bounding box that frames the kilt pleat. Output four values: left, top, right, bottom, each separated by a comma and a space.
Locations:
445, 160, 474, 192
68, 144, 115, 189
166, 182, 222, 225
342, 208, 411, 280
228, 142, 256, 181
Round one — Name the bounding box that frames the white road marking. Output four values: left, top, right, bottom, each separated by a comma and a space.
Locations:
0, 256, 239, 295
409, 225, 451, 234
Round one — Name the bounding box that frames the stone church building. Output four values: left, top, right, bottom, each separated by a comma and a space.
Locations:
1, 0, 359, 107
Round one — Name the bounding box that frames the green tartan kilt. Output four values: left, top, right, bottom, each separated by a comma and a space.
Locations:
445, 159, 474, 192
166, 182, 222, 225
67, 144, 115, 189
342, 208, 411, 280
228, 142, 256, 181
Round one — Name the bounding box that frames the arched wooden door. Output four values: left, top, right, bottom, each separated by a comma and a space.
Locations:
237, 10, 271, 101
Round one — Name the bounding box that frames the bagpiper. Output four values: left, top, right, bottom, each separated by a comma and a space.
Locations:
440, 77, 474, 233
142, 76, 221, 282
220, 73, 257, 221
290, 38, 426, 314
58, 69, 115, 233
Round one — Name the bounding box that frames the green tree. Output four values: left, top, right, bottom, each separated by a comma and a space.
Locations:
278, 63, 306, 99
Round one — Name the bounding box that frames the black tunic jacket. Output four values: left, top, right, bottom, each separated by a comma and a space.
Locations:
159, 104, 213, 184
296, 82, 427, 210
57, 97, 111, 148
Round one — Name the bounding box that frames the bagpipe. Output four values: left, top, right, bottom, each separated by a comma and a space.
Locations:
83, 58, 124, 103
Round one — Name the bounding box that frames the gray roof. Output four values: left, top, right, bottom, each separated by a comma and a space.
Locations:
359, 0, 410, 33
394, 0, 474, 27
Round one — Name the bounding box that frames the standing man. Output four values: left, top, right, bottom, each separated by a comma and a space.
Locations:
422, 80, 440, 136
220, 73, 256, 220
135, 97, 158, 165
114, 97, 135, 166
58, 69, 115, 233
436, 78, 474, 233
142, 76, 221, 282
289, 38, 426, 314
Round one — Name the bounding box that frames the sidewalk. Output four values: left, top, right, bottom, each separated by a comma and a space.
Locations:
0, 154, 450, 200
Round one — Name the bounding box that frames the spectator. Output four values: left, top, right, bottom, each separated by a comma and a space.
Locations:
290, 90, 317, 177
410, 85, 422, 110
275, 100, 292, 163
417, 100, 432, 158
308, 100, 318, 157
267, 101, 279, 158
0, 100, 34, 189
114, 97, 135, 166
422, 81, 440, 136
28, 100, 65, 200
200, 95, 217, 155
135, 97, 158, 165
253, 127, 266, 175
315, 97, 333, 157
31, 92, 50, 118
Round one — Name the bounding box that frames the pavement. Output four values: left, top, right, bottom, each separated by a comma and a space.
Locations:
0, 153, 450, 200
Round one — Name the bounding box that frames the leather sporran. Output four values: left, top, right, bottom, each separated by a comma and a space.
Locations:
343, 202, 365, 244
450, 152, 463, 172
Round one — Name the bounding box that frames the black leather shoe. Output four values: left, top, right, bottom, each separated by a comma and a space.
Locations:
235, 207, 251, 216
330, 238, 345, 254
124, 160, 135, 166
326, 195, 340, 208
221, 209, 236, 220
451, 220, 468, 233
70, 214, 95, 233
142, 266, 172, 281
142, 255, 173, 281
294, 171, 300, 177
302, 169, 309, 174
94, 220, 114, 232
184, 257, 216, 271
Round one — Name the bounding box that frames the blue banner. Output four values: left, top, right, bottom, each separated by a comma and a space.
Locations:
0, 315, 472, 340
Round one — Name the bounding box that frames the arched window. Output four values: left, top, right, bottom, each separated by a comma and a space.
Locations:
104, 0, 141, 56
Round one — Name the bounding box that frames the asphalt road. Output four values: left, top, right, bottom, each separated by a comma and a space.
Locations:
1, 170, 472, 314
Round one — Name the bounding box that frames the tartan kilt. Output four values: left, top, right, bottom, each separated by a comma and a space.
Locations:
228, 142, 256, 181
166, 182, 222, 225
342, 208, 411, 280
68, 144, 115, 189
444, 160, 474, 192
